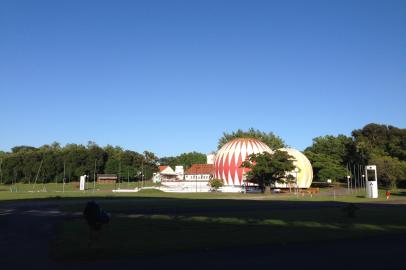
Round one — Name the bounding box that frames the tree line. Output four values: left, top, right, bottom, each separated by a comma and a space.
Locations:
1, 123, 405, 188
158, 152, 207, 170
0, 142, 159, 184
304, 123, 406, 188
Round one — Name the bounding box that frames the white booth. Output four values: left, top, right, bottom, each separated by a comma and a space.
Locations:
80, 175, 87, 191
365, 165, 378, 198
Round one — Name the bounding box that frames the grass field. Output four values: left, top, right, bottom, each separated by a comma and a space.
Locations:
1, 183, 405, 261
1, 182, 405, 202
52, 195, 406, 260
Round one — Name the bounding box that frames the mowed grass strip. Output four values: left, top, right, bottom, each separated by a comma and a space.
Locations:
52, 200, 406, 261
2, 183, 406, 204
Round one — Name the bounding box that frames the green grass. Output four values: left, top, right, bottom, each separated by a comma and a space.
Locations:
1, 183, 405, 261
1, 183, 405, 203
0, 181, 163, 201
52, 198, 406, 260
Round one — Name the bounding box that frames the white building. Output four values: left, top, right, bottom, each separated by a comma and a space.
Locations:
153, 166, 178, 183
184, 164, 214, 181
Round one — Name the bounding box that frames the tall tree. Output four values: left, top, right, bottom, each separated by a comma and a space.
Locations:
352, 123, 406, 161
218, 128, 285, 150
304, 135, 353, 182
304, 151, 347, 182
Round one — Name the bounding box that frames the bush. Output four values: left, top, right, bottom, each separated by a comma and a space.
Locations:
208, 178, 223, 191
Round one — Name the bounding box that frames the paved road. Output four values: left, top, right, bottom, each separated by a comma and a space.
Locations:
0, 200, 405, 270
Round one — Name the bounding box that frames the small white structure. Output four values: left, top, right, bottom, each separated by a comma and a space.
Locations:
153, 166, 178, 183
365, 165, 378, 198
79, 175, 87, 191
175, 166, 184, 180
206, 153, 215, 165
152, 173, 161, 183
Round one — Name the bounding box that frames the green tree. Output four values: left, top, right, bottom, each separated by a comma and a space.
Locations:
305, 152, 347, 182
369, 154, 404, 189
304, 135, 353, 182
159, 151, 206, 169
208, 178, 223, 191
218, 128, 285, 150
176, 152, 206, 169
241, 150, 295, 192
0, 142, 159, 184
142, 151, 159, 180
352, 123, 406, 161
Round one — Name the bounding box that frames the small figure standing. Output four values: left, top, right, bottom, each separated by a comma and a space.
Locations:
83, 201, 110, 246
386, 190, 391, 200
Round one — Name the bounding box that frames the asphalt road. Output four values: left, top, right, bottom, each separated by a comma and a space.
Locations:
0, 200, 405, 270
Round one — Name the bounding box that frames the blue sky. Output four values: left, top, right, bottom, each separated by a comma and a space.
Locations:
1, 0, 405, 157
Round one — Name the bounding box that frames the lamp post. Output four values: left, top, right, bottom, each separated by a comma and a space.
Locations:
347, 175, 350, 193
137, 171, 141, 190
294, 167, 299, 195
362, 174, 365, 190
141, 160, 144, 188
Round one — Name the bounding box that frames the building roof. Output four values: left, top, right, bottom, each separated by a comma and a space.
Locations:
160, 166, 177, 175
185, 164, 214, 175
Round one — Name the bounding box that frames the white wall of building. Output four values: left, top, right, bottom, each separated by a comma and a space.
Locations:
161, 181, 211, 192
184, 174, 211, 181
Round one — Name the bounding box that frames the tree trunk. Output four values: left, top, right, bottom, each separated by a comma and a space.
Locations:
264, 185, 271, 193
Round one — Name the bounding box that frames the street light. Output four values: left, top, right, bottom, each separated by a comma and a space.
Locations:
362, 174, 365, 189
294, 167, 299, 195
347, 175, 350, 193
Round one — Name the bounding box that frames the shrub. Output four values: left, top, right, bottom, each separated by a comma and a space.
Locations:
208, 178, 223, 191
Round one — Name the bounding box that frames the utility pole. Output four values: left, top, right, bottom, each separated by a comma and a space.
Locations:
63, 160, 66, 193
141, 159, 144, 188
127, 167, 129, 187
346, 163, 350, 193
93, 159, 97, 192
0, 158, 3, 185
118, 160, 121, 189
13, 168, 17, 192
33, 160, 43, 191
353, 164, 357, 193
137, 171, 140, 190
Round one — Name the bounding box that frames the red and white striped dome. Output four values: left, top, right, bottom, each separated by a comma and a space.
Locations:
214, 138, 273, 186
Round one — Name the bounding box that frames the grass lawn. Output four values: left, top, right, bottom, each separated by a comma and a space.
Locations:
1, 183, 405, 203
51, 192, 406, 261
0, 181, 162, 201
1, 184, 405, 261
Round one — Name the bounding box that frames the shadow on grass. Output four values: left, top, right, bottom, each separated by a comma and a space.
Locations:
46, 195, 406, 261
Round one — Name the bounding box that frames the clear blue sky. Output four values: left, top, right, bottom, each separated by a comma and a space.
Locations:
1, 0, 405, 157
